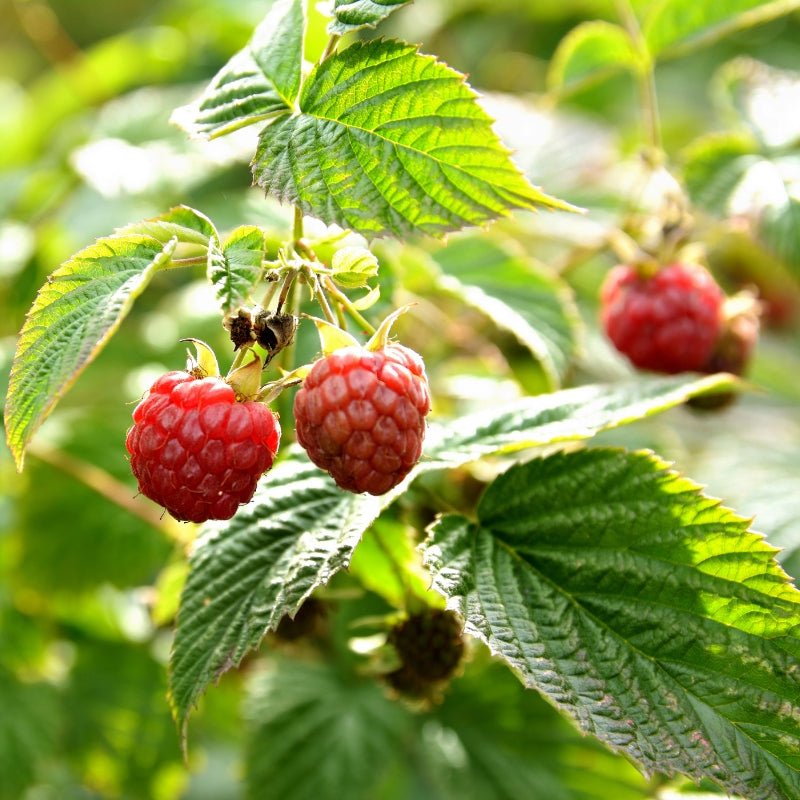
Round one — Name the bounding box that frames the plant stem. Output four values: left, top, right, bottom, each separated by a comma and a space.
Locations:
311, 271, 338, 324
293, 204, 304, 243
275, 268, 298, 314
322, 276, 376, 335
614, 0, 662, 152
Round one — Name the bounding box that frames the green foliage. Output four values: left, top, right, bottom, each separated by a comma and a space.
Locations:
251, 37, 576, 238
423, 448, 800, 799
171, 0, 304, 139
326, 0, 414, 36
3, 0, 800, 798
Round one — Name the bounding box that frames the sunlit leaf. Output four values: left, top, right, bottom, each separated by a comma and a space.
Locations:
252, 38, 578, 239
326, 0, 413, 35
643, 0, 800, 58
420, 373, 740, 472
210, 225, 267, 314
171, 0, 304, 138
116, 204, 216, 245
4, 234, 177, 471
422, 448, 800, 800
681, 132, 760, 214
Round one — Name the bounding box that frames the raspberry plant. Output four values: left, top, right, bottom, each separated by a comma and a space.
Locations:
3, 1, 800, 799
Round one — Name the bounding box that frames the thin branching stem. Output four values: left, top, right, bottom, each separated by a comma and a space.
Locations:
323, 275, 376, 335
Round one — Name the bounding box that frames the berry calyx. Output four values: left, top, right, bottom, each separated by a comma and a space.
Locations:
600, 261, 725, 374
126, 371, 280, 523
293, 343, 431, 495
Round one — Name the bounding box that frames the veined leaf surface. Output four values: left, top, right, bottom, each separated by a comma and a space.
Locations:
252, 38, 578, 239
168, 451, 384, 741
171, 0, 303, 138
326, 0, 412, 35
4, 234, 177, 471
422, 448, 800, 799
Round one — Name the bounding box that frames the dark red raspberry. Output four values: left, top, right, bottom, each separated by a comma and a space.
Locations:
293, 344, 430, 495
600, 262, 725, 373
126, 371, 280, 523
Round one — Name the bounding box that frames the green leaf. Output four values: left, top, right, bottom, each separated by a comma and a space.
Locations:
326, 0, 413, 36
210, 225, 267, 314
348, 517, 434, 608
681, 132, 760, 214
547, 20, 639, 93
420, 372, 739, 472
252, 38, 579, 240
116, 204, 216, 245
433, 656, 652, 800
761, 192, 800, 273
171, 0, 304, 138
168, 450, 384, 741
643, 0, 800, 59
244, 658, 411, 800
330, 245, 379, 288
422, 448, 800, 800
431, 234, 582, 389
4, 233, 177, 471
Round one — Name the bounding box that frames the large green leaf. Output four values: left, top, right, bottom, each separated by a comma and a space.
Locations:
171, 0, 304, 138
5, 235, 175, 471
642, 0, 800, 58
422, 448, 800, 800
252, 38, 578, 239
4, 206, 215, 471
168, 450, 384, 741
327, 0, 413, 35
244, 658, 411, 800
420, 372, 738, 472
432, 657, 652, 800
431, 235, 582, 389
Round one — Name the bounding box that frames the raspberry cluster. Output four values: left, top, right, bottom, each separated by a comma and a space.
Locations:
293, 343, 431, 496
126, 371, 280, 523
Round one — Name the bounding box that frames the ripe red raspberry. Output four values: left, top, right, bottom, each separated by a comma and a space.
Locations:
126, 371, 280, 523
293, 344, 430, 495
600, 262, 725, 373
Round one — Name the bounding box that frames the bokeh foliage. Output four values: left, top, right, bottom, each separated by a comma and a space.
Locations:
2, 0, 800, 798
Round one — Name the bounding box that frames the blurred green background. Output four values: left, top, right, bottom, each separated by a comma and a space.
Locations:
2, 1, 800, 798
